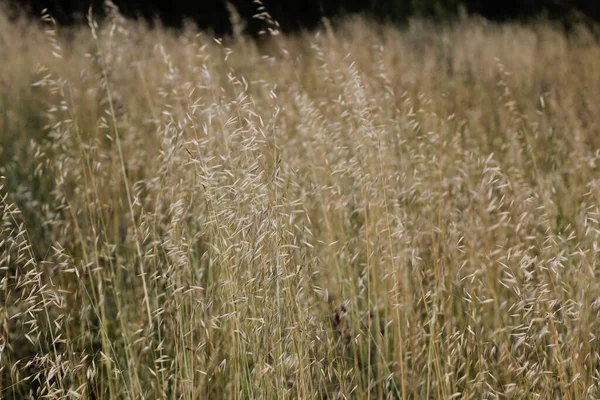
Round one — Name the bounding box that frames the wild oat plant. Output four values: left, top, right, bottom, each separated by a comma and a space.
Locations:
1, 6, 600, 399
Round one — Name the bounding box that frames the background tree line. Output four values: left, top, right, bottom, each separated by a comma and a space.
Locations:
7, 0, 600, 34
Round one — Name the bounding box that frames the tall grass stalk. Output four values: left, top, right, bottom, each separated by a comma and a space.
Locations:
1, 8, 600, 399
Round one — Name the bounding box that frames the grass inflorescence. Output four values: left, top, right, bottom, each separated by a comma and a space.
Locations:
1, 7, 600, 399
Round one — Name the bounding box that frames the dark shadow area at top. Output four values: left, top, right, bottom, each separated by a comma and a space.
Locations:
6, 0, 600, 35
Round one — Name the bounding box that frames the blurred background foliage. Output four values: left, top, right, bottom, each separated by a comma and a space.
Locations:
6, 0, 600, 34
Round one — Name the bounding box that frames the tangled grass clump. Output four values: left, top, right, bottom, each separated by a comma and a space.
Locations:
1, 8, 600, 399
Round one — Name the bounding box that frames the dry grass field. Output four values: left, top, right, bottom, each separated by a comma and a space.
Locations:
1, 6, 600, 399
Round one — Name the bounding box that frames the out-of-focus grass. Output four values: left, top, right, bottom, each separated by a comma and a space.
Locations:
1, 8, 600, 399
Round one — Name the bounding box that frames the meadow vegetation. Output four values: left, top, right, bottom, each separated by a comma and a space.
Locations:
1, 6, 600, 399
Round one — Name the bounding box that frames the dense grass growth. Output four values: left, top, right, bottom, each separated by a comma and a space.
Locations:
1, 9, 600, 399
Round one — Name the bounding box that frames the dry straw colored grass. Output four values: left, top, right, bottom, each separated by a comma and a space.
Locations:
1, 6, 600, 399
